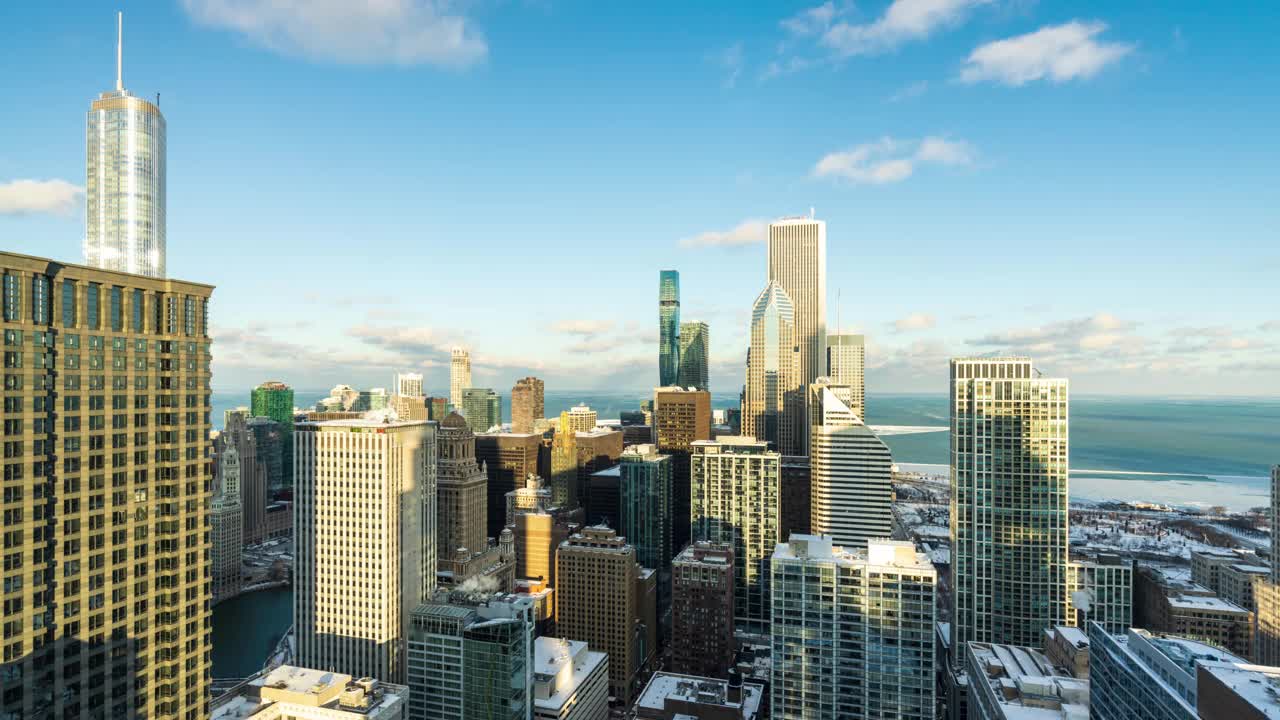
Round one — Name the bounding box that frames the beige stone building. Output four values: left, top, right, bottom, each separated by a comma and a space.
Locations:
511, 376, 544, 434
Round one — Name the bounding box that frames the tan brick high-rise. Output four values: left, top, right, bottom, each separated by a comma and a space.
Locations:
510, 376, 544, 434
654, 386, 710, 552
0, 252, 213, 720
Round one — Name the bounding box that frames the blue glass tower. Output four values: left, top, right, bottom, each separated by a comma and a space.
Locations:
659, 270, 681, 386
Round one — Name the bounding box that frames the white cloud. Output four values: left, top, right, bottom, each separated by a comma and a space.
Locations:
894, 312, 936, 332
181, 0, 487, 67
679, 219, 769, 249
887, 80, 929, 102
549, 319, 615, 337
822, 0, 992, 56
960, 21, 1133, 86
813, 136, 975, 184
781, 2, 839, 36
0, 179, 84, 216
712, 43, 745, 88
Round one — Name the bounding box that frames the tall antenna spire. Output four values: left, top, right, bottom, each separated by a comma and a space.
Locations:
115, 11, 123, 92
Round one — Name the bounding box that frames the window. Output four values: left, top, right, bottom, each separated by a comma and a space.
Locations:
62, 279, 77, 328
31, 275, 50, 325
2, 274, 20, 322
132, 289, 144, 333
183, 297, 195, 337
87, 284, 101, 330
109, 287, 123, 332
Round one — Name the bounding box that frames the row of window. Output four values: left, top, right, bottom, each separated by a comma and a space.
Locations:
1, 273, 208, 338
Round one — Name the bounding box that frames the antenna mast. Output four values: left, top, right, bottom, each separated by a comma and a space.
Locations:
115, 12, 123, 92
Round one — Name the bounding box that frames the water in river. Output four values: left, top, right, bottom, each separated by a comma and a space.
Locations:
210, 587, 292, 678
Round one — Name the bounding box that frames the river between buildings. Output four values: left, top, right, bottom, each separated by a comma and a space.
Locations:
210, 587, 292, 679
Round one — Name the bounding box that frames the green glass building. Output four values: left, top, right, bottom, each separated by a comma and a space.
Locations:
619, 445, 673, 607
659, 270, 680, 386
677, 320, 709, 390
251, 380, 294, 487
461, 387, 502, 433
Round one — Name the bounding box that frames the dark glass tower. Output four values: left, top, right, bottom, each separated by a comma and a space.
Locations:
659, 270, 681, 386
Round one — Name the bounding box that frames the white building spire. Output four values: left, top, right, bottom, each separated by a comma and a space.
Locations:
116, 11, 123, 92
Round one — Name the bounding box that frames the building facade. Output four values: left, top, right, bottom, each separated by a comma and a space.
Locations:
1067, 555, 1134, 634
951, 357, 1070, 657
690, 436, 781, 632
771, 537, 936, 720
0, 252, 213, 719
209, 665, 409, 720
250, 380, 294, 489
808, 384, 893, 548
825, 333, 866, 420
670, 542, 735, 679
659, 270, 681, 387
619, 445, 673, 603
211, 442, 244, 601
462, 388, 502, 433
395, 372, 423, 398
511, 376, 545, 434
294, 418, 437, 683
477, 432, 545, 539
435, 413, 490, 570
677, 320, 709, 391
531, 637, 610, 720
450, 348, 471, 409
653, 386, 711, 553
742, 282, 803, 456
767, 217, 826, 448
965, 641, 1089, 720
220, 410, 268, 545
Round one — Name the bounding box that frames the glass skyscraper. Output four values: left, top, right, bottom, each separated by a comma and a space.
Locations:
743, 281, 803, 456
461, 387, 502, 433
619, 445, 673, 605
251, 380, 294, 488
677, 320, 709, 390
85, 14, 166, 278
658, 270, 680, 386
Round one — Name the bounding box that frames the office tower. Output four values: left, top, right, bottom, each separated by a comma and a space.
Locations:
779, 456, 810, 540
221, 410, 268, 543
407, 590, 534, 720
211, 441, 244, 601
1067, 555, 1133, 634
85, 14, 166, 278
575, 429, 623, 513
653, 386, 710, 552
659, 270, 681, 386
505, 475, 578, 587
619, 446, 673, 603
677, 320, 710, 391
462, 387, 502, 433
1088, 621, 1247, 720
395, 371, 424, 398
477, 431, 544, 538
690, 436, 781, 632
251, 380, 294, 488
209, 665, 409, 720
670, 543, 735, 679
451, 347, 472, 408
390, 393, 428, 421
808, 384, 893, 547
247, 415, 285, 496
352, 387, 390, 412
964, 641, 1089, 720
0, 252, 213, 719
951, 356, 1070, 657
556, 526, 642, 704
742, 282, 803, 456
825, 333, 866, 419
771, 537, 936, 720
585, 464, 621, 528
436, 413, 489, 568
767, 216, 826, 439
425, 396, 449, 421
559, 403, 597, 434
511, 376, 544, 434
531, 637, 610, 720
294, 418, 437, 683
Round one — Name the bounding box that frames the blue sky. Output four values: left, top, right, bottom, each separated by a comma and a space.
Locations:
2, 0, 1277, 396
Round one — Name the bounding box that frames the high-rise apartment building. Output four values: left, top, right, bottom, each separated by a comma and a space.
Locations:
809, 384, 893, 547
825, 333, 865, 420
389, 393, 428, 421
294, 418, 437, 683
659, 270, 681, 387
559, 403, 597, 434
436, 413, 489, 566
677, 320, 709, 391
653, 386, 711, 553
670, 542, 735, 679
462, 387, 501, 433
395, 371, 424, 398
251, 380, 294, 487
742, 282, 803, 456
450, 347, 471, 409
476, 432, 545, 539
85, 14, 167, 278
511, 376, 544, 434
556, 526, 643, 704
771, 537, 937, 720
767, 216, 826, 451
690, 436, 781, 632
211, 441, 244, 601
0, 252, 213, 719
951, 357, 1070, 657
407, 590, 534, 720
619, 445, 673, 602
1067, 555, 1133, 634
352, 387, 389, 412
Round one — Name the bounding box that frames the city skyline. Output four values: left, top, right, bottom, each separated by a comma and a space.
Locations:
2, 2, 1278, 398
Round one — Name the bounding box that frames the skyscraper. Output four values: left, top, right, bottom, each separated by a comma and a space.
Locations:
690, 436, 781, 633
0, 252, 213, 719
559, 403, 597, 433
951, 357, 1070, 658
771, 536, 936, 720
461, 387, 501, 433
476, 431, 545, 538
670, 542, 736, 679
767, 217, 826, 432
742, 282, 803, 456
85, 13, 167, 278
653, 386, 711, 552
294, 418, 437, 683
211, 442, 244, 601
659, 270, 681, 386
251, 379, 294, 487
677, 320, 709, 391
619, 445, 674, 602
220, 410, 268, 544
451, 347, 472, 408
435, 413, 489, 567
510, 376, 544, 434
826, 333, 865, 420
809, 384, 893, 547
395, 371, 424, 397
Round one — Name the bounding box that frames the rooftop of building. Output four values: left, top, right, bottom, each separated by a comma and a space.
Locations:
1049, 626, 1090, 649
967, 643, 1090, 719
301, 412, 429, 429
590, 465, 621, 478
1167, 594, 1250, 614
674, 542, 733, 566
0, 250, 215, 290
773, 535, 934, 573
1227, 563, 1271, 575
635, 672, 763, 719
1198, 661, 1280, 718
533, 637, 608, 710
210, 665, 406, 720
